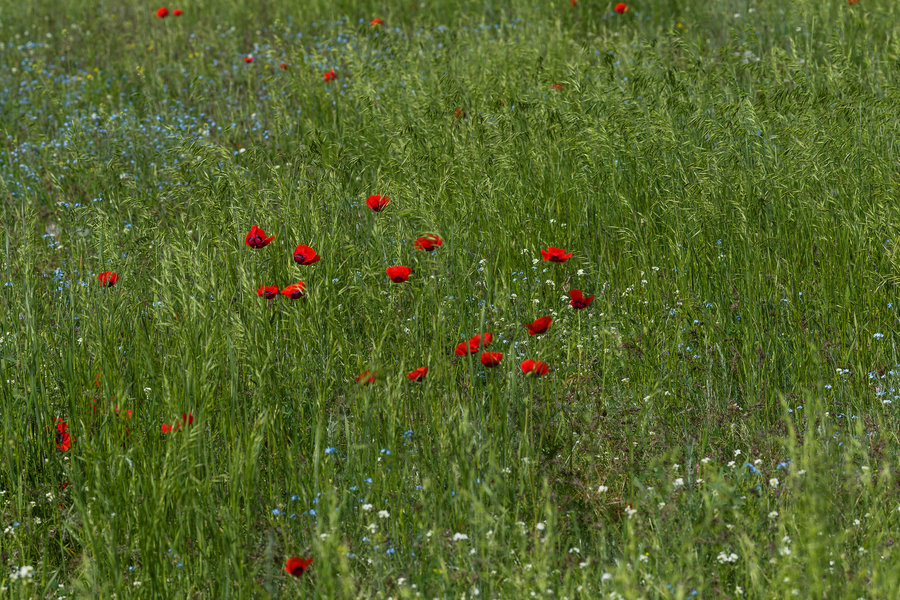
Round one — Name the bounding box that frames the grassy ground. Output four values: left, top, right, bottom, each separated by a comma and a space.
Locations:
2, 0, 900, 597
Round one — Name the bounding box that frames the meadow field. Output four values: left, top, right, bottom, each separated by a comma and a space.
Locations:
2, 0, 900, 597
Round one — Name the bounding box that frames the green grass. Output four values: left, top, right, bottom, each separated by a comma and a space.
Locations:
2, 0, 900, 597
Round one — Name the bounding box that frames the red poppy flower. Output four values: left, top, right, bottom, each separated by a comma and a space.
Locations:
569, 289, 594, 309
454, 332, 493, 355
244, 56, 254, 63
480, 352, 503, 367
366, 194, 390, 212
245, 224, 274, 248
356, 371, 376, 385
98, 271, 119, 287
526, 316, 553, 335
570, 0, 577, 5
323, 70, 337, 82
520, 359, 550, 376
285, 556, 313, 577
552, 83, 563, 90
615, 2, 628, 14
281, 282, 306, 299
454, 108, 464, 119
540, 247, 572, 262
279, 62, 289, 69
156, 7, 169, 18
55, 418, 71, 452
371, 17, 384, 26
161, 413, 193, 434
173, 8, 182, 15
386, 266, 411, 283
407, 367, 428, 382
847, 0, 860, 3
257, 285, 279, 299
293, 245, 321, 265
414, 234, 443, 252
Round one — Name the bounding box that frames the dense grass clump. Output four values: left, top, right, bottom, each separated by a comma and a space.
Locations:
2, 0, 900, 597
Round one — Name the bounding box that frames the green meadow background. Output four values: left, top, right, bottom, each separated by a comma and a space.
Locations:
2, 0, 900, 597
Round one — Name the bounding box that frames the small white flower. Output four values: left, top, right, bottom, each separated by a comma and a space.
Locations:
597, 485, 608, 493
362, 504, 373, 512
319, 533, 329, 540
452, 532, 469, 541
769, 478, 779, 488
700, 457, 711, 464
601, 572, 613, 582
673, 478, 684, 488
734, 449, 742, 457
377, 510, 390, 519
624, 506, 637, 518
397, 578, 406, 586
535, 522, 546, 531
366, 522, 377, 533
768, 511, 779, 519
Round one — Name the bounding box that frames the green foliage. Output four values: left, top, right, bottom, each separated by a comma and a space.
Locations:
1, 0, 900, 597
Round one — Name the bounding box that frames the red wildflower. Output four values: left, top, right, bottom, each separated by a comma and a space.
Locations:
257, 285, 279, 299
98, 271, 119, 287
156, 7, 169, 18
366, 194, 390, 212
279, 62, 289, 69
552, 83, 563, 90
285, 556, 313, 577
386, 266, 411, 283
371, 17, 384, 26
245, 224, 274, 248
55, 418, 71, 452
173, 8, 182, 15
161, 413, 193, 434
570, 0, 577, 5
414, 234, 443, 252
323, 70, 337, 82
615, 2, 628, 14
281, 282, 306, 299
848, 0, 860, 3
569, 289, 594, 309
540, 246, 572, 262
526, 316, 553, 335
520, 359, 550, 376
454, 108, 464, 119
407, 367, 428, 382
244, 56, 254, 63
356, 371, 376, 385
480, 352, 503, 367
293, 245, 321, 265
454, 332, 493, 356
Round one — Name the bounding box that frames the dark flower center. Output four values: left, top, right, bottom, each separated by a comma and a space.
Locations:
290, 291, 304, 299
294, 255, 306, 264
250, 236, 261, 245
393, 276, 405, 282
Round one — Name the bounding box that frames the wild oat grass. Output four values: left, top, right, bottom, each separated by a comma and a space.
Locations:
1, 0, 900, 598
